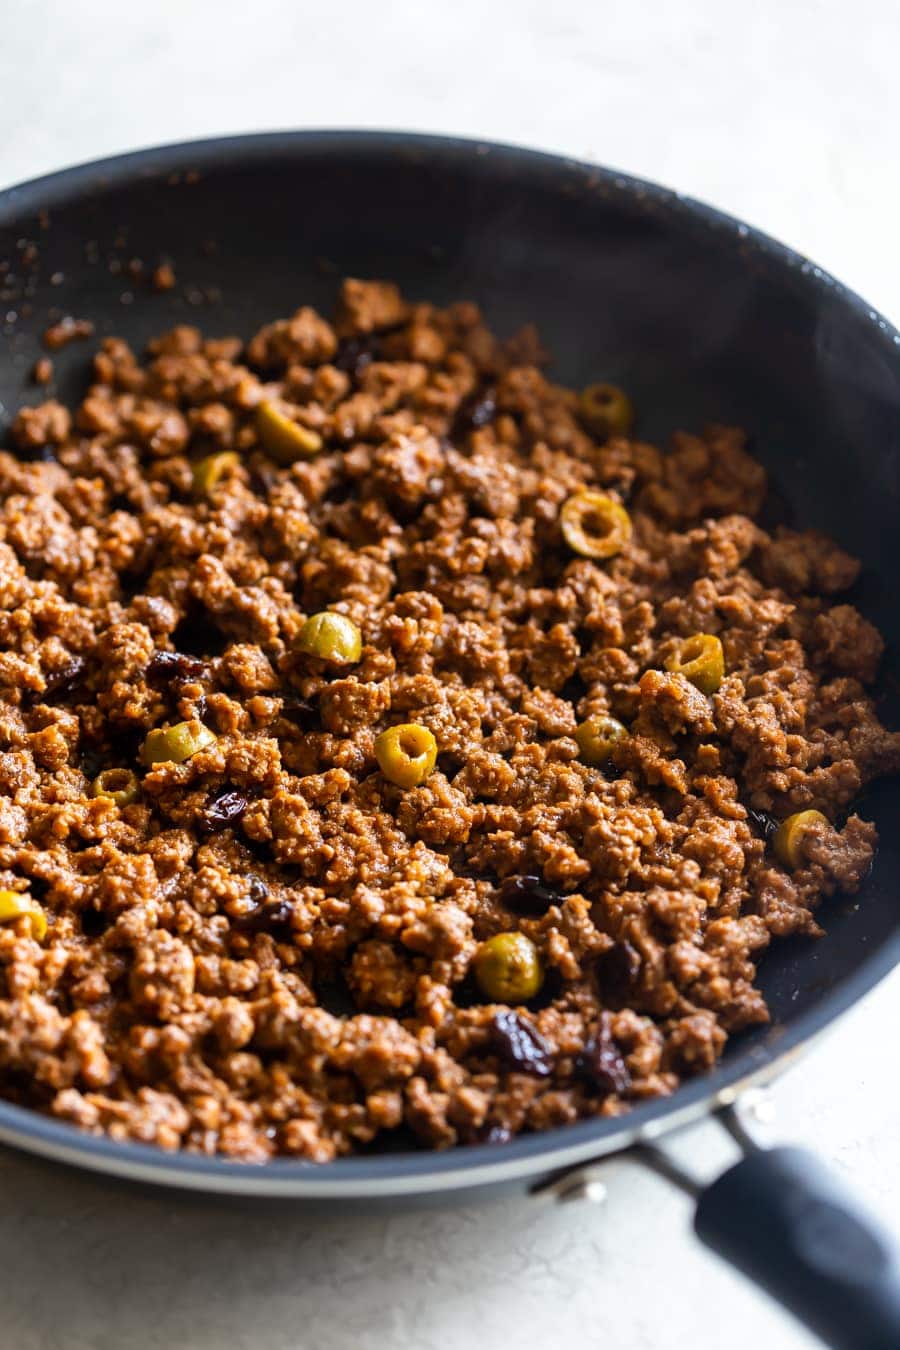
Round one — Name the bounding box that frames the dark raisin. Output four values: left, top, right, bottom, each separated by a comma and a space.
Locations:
280, 697, 320, 729
479, 1125, 513, 1146
247, 875, 269, 903
334, 336, 378, 378
146, 650, 206, 681
232, 899, 293, 934
171, 610, 228, 658
499, 875, 563, 915
80, 906, 109, 938
241, 835, 277, 867
597, 940, 640, 1004
448, 969, 484, 1010
746, 805, 779, 840
37, 656, 86, 703
322, 479, 354, 508
489, 1010, 554, 1077
80, 750, 105, 779
559, 673, 587, 707
575, 1014, 631, 1098
452, 386, 497, 440
261, 900, 293, 929
249, 461, 280, 497
21, 874, 49, 900
199, 789, 249, 834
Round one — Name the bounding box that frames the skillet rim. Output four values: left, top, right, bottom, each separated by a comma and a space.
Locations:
0, 129, 898, 1196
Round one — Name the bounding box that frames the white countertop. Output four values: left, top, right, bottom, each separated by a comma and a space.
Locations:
1, 2, 898, 1347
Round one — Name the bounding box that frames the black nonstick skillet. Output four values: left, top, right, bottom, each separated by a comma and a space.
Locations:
1, 132, 898, 1349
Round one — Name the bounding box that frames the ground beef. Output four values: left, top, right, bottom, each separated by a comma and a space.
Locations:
0, 278, 897, 1162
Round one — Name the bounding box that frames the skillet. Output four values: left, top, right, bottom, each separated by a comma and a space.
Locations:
0, 131, 898, 1348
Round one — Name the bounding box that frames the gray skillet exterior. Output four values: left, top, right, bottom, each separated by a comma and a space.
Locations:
0, 131, 898, 1199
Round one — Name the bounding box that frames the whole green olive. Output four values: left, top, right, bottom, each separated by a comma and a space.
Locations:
296, 612, 362, 665
578, 383, 634, 438
474, 932, 544, 1003
575, 714, 628, 765
374, 723, 438, 788
140, 720, 217, 767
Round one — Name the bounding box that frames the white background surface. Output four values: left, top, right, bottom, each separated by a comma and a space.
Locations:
1, 2, 898, 1348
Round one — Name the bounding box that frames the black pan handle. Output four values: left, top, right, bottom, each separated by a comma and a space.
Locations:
694, 1144, 900, 1350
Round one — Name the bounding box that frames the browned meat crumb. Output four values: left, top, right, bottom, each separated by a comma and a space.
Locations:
0, 277, 896, 1163
32, 357, 53, 386
42, 316, 95, 350
11, 398, 70, 447
152, 262, 176, 293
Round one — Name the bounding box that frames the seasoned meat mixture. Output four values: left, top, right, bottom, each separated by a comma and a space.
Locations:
0, 279, 897, 1161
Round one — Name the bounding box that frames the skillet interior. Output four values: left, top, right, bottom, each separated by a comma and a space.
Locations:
0, 131, 898, 1196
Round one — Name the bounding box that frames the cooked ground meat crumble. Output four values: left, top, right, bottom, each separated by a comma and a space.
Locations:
0, 278, 897, 1162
